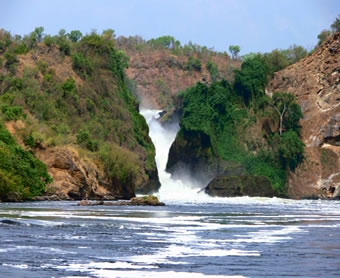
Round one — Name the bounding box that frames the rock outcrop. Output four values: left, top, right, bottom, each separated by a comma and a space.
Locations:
267, 33, 340, 199
166, 130, 246, 185
205, 175, 276, 197
35, 147, 121, 200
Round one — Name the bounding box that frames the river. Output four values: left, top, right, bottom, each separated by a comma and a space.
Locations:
0, 110, 339, 277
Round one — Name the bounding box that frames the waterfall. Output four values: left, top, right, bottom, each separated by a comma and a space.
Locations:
140, 109, 214, 203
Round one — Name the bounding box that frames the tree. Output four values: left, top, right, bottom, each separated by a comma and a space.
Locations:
229, 45, 240, 59
270, 92, 302, 136
185, 56, 202, 72
278, 131, 304, 170
206, 61, 219, 82
263, 49, 289, 76
234, 55, 268, 105
58, 29, 67, 38
27, 27, 44, 48
33, 27, 44, 42
331, 14, 340, 33
287, 44, 307, 64
102, 29, 115, 41
148, 36, 176, 49
68, 30, 82, 42
317, 29, 331, 46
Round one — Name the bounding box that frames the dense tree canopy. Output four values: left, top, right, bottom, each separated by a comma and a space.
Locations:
234, 55, 268, 105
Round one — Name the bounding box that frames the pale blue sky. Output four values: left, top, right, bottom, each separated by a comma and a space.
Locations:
1, 0, 339, 54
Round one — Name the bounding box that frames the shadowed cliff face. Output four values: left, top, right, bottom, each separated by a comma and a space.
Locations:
268, 33, 340, 199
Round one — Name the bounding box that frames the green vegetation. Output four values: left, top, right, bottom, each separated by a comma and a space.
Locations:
0, 27, 157, 200
206, 61, 219, 82
331, 14, 340, 33
316, 14, 340, 46
234, 55, 268, 105
177, 55, 304, 195
229, 45, 240, 60
0, 124, 52, 201
242, 44, 308, 78
317, 30, 331, 46
68, 30, 83, 42
185, 56, 202, 72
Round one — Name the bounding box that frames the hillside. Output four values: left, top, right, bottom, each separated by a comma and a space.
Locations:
116, 36, 240, 110
268, 33, 340, 199
0, 29, 159, 201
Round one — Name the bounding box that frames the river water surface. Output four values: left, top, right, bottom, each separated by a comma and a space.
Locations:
0, 199, 340, 277
0, 110, 339, 277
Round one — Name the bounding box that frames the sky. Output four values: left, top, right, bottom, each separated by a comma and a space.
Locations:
1, 0, 339, 54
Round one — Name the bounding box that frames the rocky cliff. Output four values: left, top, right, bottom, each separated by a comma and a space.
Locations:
268, 33, 340, 199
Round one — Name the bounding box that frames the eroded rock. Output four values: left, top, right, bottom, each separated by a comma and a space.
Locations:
35, 146, 121, 200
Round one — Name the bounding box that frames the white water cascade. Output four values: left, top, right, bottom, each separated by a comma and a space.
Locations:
140, 109, 215, 203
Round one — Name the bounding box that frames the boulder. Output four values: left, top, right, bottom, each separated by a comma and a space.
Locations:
35, 146, 121, 200
130, 195, 165, 206
205, 175, 276, 197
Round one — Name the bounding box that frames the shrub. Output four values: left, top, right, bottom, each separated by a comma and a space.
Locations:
1, 104, 23, 121
100, 143, 138, 187
61, 77, 76, 97
76, 130, 89, 144
206, 61, 219, 82
68, 30, 82, 42
185, 56, 202, 72
234, 55, 268, 105
43, 35, 56, 48
0, 124, 52, 200
4, 51, 18, 69
14, 42, 29, 54
71, 53, 94, 78
23, 134, 36, 148
86, 139, 99, 152
57, 39, 71, 55
277, 131, 304, 170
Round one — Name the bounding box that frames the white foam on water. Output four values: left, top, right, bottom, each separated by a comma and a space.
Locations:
231, 226, 307, 244
57, 261, 246, 278
2, 263, 29, 269
91, 270, 246, 278
1, 245, 76, 255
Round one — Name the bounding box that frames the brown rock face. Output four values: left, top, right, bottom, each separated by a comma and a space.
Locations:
267, 33, 340, 199
35, 147, 131, 200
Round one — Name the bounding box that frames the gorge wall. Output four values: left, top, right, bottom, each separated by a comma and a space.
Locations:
268, 33, 340, 199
